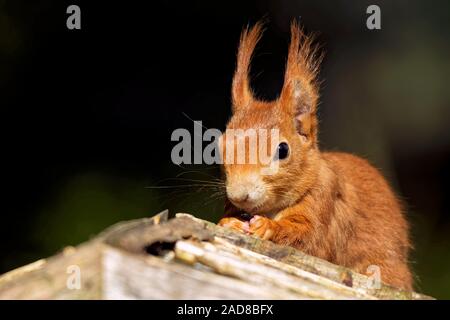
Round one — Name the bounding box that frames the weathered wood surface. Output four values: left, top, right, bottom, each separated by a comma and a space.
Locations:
0, 211, 433, 300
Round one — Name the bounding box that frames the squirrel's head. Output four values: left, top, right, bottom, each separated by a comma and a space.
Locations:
220, 21, 323, 215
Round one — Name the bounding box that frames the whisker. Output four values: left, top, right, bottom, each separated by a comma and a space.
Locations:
152, 177, 224, 187
145, 184, 223, 189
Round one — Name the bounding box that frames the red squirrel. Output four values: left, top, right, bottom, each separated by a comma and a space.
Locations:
217, 21, 412, 290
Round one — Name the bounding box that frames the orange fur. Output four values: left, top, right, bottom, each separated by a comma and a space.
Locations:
218, 21, 412, 290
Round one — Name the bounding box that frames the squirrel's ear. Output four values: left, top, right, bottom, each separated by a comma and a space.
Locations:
231, 22, 264, 113
279, 21, 322, 145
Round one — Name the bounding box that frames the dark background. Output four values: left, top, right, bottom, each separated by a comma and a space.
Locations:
1, 0, 449, 298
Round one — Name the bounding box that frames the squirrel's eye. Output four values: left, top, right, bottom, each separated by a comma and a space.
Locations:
275, 142, 289, 160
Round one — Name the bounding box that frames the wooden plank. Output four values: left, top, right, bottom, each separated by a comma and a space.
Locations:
102, 246, 305, 299
0, 243, 102, 299
0, 211, 433, 300
0, 212, 168, 299
176, 213, 433, 300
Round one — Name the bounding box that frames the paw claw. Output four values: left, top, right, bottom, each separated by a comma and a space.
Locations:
218, 217, 249, 234
248, 215, 276, 240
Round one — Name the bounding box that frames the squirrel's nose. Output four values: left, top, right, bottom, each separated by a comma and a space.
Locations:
227, 191, 249, 204
226, 174, 266, 208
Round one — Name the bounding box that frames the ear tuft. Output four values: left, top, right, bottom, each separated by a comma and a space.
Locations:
231, 21, 265, 112
280, 20, 323, 145
286, 20, 323, 86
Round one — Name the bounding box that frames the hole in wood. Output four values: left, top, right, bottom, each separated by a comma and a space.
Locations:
144, 241, 176, 256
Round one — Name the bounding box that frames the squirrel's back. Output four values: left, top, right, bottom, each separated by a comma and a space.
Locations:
321, 151, 412, 289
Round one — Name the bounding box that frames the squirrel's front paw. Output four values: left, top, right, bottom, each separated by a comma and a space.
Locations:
248, 215, 277, 240
218, 217, 249, 233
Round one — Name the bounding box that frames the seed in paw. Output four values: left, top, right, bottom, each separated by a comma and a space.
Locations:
239, 212, 253, 221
